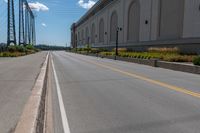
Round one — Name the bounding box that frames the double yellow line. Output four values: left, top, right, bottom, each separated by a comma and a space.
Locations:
74, 54, 200, 99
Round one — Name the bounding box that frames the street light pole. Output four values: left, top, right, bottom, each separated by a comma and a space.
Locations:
115, 27, 122, 60
87, 37, 90, 55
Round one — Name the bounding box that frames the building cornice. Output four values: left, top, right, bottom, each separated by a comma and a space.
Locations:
75, 0, 114, 27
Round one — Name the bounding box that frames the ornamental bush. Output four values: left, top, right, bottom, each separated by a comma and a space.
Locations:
193, 56, 200, 66
16, 45, 27, 53
8, 45, 17, 53
26, 44, 35, 50
148, 47, 180, 54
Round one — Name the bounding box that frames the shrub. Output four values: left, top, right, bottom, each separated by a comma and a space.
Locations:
77, 48, 83, 51
112, 48, 127, 52
163, 55, 193, 62
34, 49, 40, 52
99, 51, 195, 63
193, 56, 200, 66
3, 52, 10, 57
90, 48, 99, 54
83, 44, 91, 52
99, 48, 108, 52
8, 45, 17, 53
100, 52, 114, 56
0, 44, 38, 57
16, 45, 27, 52
148, 47, 180, 54
26, 44, 35, 50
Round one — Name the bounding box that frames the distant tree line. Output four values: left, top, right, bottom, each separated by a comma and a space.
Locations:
35, 45, 71, 51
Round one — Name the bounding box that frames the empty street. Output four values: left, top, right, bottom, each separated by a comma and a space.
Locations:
50, 51, 200, 133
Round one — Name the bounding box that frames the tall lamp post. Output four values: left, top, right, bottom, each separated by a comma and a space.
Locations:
115, 27, 122, 60
87, 36, 90, 55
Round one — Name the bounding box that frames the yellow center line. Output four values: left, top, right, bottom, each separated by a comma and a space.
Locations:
73, 54, 200, 99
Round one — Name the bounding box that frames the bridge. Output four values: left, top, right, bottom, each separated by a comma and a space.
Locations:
0, 0, 35, 48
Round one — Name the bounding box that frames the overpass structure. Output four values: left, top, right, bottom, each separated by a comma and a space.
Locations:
71, 0, 200, 53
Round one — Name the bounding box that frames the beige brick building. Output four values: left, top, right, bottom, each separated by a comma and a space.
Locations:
71, 0, 200, 53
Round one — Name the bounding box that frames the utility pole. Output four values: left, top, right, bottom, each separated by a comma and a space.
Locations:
7, 0, 17, 46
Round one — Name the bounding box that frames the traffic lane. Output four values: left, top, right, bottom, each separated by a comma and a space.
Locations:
0, 52, 47, 133
53, 52, 131, 84
68, 52, 200, 94
52, 51, 200, 133
51, 63, 64, 133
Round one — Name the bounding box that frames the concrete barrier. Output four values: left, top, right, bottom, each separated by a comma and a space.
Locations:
14, 52, 49, 133
157, 61, 200, 74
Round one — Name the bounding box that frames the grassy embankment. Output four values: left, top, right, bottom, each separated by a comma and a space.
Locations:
71, 46, 200, 66
0, 45, 39, 57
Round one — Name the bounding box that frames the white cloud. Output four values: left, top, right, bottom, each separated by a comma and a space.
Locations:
41, 23, 47, 27
28, 2, 49, 12
78, 0, 96, 9
4, 0, 8, 3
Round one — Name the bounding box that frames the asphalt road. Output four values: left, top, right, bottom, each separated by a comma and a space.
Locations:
0, 52, 47, 133
51, 51, 200, 133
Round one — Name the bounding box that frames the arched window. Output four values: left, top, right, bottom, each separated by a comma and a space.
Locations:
110, 11, 118, 42
85, 27, 89, 44
91, 23, 95, 43
159, 0, 184, 39
75, 34, 77, 47
99, 18, 104, 43
127, 0, 140, 42
81, 29, 84, 45
78, 32, 80, 45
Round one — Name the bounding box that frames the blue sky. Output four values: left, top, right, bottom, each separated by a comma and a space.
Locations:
0, 0, 97, 46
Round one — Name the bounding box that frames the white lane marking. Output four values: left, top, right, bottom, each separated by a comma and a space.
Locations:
51, 54, 71, 133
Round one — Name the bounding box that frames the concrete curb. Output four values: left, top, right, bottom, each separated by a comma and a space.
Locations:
77, 53, 200, 75
14, 52, 49, 133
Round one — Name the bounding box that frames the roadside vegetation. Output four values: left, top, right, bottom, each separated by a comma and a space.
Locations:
0, 45, 39, 57
70, 46, 200, 66
193, 56, 200, 66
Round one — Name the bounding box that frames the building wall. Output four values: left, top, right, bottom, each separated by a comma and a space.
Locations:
183, 0, 200, 38
72, 0, 200, 53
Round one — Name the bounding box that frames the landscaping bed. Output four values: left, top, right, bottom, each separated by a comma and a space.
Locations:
70, 47, 199, 66
0, 45, 39, 57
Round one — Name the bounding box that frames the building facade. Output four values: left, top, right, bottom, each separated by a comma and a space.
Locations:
71, 0, 200, 53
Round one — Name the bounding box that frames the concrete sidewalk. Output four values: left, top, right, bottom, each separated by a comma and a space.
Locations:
0, 52, 47, 133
